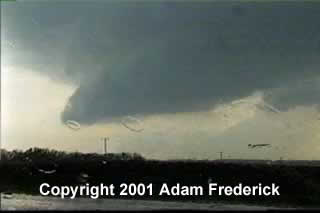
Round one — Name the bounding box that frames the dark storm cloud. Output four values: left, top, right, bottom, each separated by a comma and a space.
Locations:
264, 78, 320, 111
3, 2, 320, 124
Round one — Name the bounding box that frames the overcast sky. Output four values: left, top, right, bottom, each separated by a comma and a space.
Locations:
1, 1, 320, 160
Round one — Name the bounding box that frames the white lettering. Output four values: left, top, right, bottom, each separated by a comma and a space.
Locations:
159, 183, 170, 195
209, 183, 217, 196
39, 183, 50, 196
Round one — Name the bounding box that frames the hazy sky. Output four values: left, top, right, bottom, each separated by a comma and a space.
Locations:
1, 1, 320, 160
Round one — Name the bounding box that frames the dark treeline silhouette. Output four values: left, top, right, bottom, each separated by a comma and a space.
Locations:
1, 148, 320, 208
0, 147, 145, 162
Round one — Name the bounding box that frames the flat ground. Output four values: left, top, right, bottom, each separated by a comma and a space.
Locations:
1, 193, 294, 211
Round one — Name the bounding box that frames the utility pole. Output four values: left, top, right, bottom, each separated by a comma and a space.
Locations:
218, 152, 223, 160
102, 137, 109, 155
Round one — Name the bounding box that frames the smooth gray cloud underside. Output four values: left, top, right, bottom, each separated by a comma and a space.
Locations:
3, 2, 320, 125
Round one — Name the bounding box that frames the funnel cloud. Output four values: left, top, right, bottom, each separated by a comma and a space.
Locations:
2, 2, 320, 126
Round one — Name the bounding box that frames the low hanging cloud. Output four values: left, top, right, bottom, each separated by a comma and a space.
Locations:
2, 2, 320, 125
264, 77, 320, 111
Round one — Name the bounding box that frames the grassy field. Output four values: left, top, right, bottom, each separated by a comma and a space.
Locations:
1, 148, 320, 208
